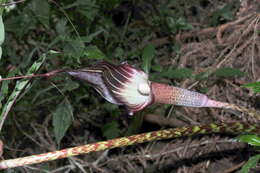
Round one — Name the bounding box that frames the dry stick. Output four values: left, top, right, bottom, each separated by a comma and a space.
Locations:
223, 161, 246, 173
216, 13, 254, 44
0, 122, 258, 169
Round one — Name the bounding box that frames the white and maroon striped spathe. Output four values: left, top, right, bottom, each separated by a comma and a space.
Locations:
67, 62, 153, 115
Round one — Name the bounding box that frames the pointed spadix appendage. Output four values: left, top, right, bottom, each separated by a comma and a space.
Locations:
151, 82, 229, 108
66, 62, 153, 115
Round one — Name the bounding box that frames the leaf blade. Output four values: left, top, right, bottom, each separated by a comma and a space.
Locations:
0, 53, 47, 131
242, 82, 260, 93
52, 99, 73, 147
237, 135, 260, 146
214, 67, 245, 77
142, 44, 155, 74
240, 154, 260, 173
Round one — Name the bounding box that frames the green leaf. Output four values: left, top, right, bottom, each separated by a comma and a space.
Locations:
210, 1, 238, 26
175, 17, 194, 30
142, 44, 155, 74
101, 120, 120, 139
0, 54, 46, 129
162, 68, 193, 79
0, 15, 4, 47
152, 64, 163, 72
214, 67, 245, 77
29, 0, 50, 28
242, 82, 260, 93
77, 0, 99, 22
166, 17, 193, 33
52, 99, 73, 147
237, 135, 260, 146
82, 29, 104, 43
240, 154, 260, 173
0, 1, 5, 60
84, 45, 106, 60
195, 71, 210, 80
63, 38, 85, 61
0, 69, 19, 109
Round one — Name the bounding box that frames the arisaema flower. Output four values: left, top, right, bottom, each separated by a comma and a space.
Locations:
67, 61, 230, 115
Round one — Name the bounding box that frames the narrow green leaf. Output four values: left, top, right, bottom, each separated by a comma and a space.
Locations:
162, 68, 193, 79
214, 67, 245, 77
82, 29, 104, 43
0, 16, 4, 46
52, 99, 73, 147
237, 135, 260, 146
166, 17, 193, 33
0, 54, 46, 130
242, 82, 260, 93
0, 70, 19, 109
142, 44, 155, 74
240, 154, 260, 173
0, 2, 5, 60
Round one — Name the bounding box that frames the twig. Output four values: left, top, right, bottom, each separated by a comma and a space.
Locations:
223, 161, 245, 173
217, 13, 254, 44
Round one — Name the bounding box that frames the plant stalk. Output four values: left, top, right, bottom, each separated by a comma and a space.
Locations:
0, 122, 258, 169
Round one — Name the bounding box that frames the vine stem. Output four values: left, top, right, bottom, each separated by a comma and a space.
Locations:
0, 122, 259, 169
